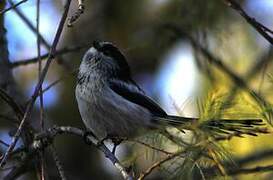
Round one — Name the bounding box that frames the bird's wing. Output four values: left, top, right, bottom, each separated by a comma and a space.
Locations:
108, 79, 167, 117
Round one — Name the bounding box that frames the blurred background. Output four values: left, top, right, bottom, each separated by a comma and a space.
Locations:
1, 0, 273, 179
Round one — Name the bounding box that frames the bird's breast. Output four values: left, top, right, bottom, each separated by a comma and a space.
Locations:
75, 74, 152, 139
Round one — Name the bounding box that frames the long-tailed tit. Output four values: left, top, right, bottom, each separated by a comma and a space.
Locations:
75, 41, 266, 141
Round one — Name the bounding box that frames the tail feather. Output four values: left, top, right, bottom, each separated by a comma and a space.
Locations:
203, 119, 268, 137
152, 115, 197, 127
152, 115, 268, 138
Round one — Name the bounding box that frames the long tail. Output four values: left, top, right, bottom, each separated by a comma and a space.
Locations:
153, 115, 197, 126
153, 115, 269, 138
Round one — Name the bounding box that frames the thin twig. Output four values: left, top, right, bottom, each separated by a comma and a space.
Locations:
24, 69, 78, 106
0, 139, 9, 147
0, 3, 35, 176
41, 69, 78, 95
36, 0, 46, 179
67, 0, 85, 27
0, 88, 23, 119
0, 0, 72, 168
36, 0, 44, 131
0, 0, 27, 15
212, 48, 273, 125
50, 145, 67, 180
138, 151, 184, 180
130, 139, 172, 155
10, 44, 90, 68
7, 0, 50, 51
195, 162, 206, 180
224, 0, 273, 44
2, 156, 30, 180
7, 0, 71, 69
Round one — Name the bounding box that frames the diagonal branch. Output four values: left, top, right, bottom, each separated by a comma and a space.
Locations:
0, 3, 34, 174
50, 145, 67, 180
41, 69, 78, 95
7, 0, 71, 69
0, 88, 23, 119
224, 0, 273, 44
164, 24, 273, 125
138, 152, 183, 180
7, 0, 51, 51
0, 0, 27, 15
35, 0, 46, 179
0, 0, 72, 168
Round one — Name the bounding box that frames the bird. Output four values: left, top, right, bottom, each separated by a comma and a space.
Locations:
75, 41, 267, 145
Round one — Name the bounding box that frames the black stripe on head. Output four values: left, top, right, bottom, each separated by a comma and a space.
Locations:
93, 41, 131, 78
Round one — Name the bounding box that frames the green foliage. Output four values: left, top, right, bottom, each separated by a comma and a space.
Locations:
129, 90, 270, 179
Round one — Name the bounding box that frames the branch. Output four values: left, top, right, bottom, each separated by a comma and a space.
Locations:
0, 139, 9, 147
7, 0, 71, 69
10, 44, 90, 68
130, 139, 172, 155
0, 0, 72, 167
41, 69, 78, 95
0, 88, 23, 119
164, 24, 273, 125
138, 151, 184, 180
0, 4, 34, 178
3, 155, 31, 180
3, 127, 133, 180
34, 126, 133, 180
7, 0, 51, 51
23, 68, 77, 105
0, 0, 27, 15
215, 48, 273, 126
0, 1, 22, 101
50, 145, 67, 180
224, 0, 273, 44
36, 0, 46, 179
67, 0, 85, 27
246, 47, 273, 80
203, 148, 273, 177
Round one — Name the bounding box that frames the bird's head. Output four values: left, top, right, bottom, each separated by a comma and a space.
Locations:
81, 41, 131, 78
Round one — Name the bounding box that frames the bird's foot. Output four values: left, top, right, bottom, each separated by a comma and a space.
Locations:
110, 137, 124, 155
103, 135, 126, 155
96, 135, 125, 155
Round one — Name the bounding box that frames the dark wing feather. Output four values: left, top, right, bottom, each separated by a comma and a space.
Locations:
109, 79, 167, 117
